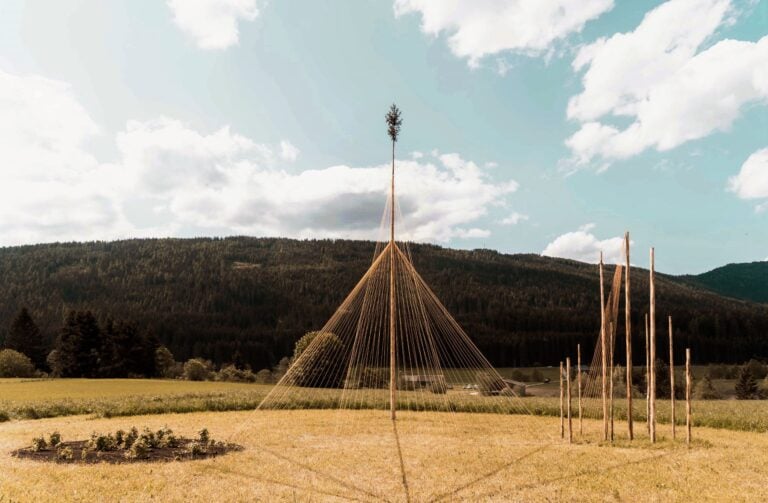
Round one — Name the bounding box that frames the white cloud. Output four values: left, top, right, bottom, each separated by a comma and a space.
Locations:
0, 69, 130, 245
542, 225, 625, 263
500, 212, 529, 225
566, 0, 768, 166
167, 0, 259, 50
120, 122, 518, 242
394, 0, 614, 66
279, 140, 300, 162
728, 148, 768, 210
453, 228, 491, 239
0, 68, 517, 246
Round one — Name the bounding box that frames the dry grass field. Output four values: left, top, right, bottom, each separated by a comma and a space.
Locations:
1, 408, 767, 502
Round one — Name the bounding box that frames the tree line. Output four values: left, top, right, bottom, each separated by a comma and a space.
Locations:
0, 237, 767, 371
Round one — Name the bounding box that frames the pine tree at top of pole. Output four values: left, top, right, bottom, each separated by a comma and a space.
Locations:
385, 103, 402, 421
386, 104, 402, 144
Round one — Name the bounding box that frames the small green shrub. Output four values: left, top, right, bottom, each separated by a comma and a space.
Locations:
56, 446, 74, 460
124, 427, 139, 448
198, 428, 210, 444
183, 359, 213, 381
255, 368, 273, 383
126, 438, 150, 459
88, 433, 117, 452
140, 428, 158, 448
186, 441, 206, 458
217, 364, 257, 383
48, 431, 62, 447
0, 349, 36, 378
694, 376, 722, 400
31, 436, 47, 451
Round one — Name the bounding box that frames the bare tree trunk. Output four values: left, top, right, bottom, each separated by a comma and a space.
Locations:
599, 254, 608, 441
625, 232, 633, 440
609, 321, 615, 442
567, 357, 572, 444
578, 343, 583, 436
686, 348, 692, 445
389, 140, 397, 421
669, 316, 675, 440
560, 360, 565, 439
645, 312, 650, 436
649, 248, 656, 443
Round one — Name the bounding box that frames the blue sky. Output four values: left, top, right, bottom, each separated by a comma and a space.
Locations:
0, 0, 766, 273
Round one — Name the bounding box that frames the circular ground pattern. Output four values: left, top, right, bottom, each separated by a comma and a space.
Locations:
13, 438, 242, 464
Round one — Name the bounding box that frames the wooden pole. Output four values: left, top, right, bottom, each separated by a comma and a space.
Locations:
625, 232, 633, 440
578, 343, 583, 436
389, 139, 397, 421
560, 361, 565, 439
669, 316, 676, 440
686, 348, 692, 445
566, 357, 573, 444
599, 253, 608, 441
649, 248, 657, 443
609, 321, 615, 442
645, 312, 650, 436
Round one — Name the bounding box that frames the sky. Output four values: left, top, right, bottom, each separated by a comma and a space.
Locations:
0, 0, 766, 274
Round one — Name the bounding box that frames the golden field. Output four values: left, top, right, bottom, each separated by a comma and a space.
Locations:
1, 408, 767, 502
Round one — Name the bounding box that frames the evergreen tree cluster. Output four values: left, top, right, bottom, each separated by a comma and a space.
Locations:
4, 307, 46, 369
49, 311, 159, 378
0, 237, 767, 370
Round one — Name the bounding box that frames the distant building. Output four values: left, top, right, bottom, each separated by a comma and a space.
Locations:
399, 373, 446, 392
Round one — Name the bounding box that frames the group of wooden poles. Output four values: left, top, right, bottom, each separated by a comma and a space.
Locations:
559, 232, 693, 445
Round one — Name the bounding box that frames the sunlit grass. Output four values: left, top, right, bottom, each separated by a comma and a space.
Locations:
1, 409, 767, 501
1, 378, 766, 433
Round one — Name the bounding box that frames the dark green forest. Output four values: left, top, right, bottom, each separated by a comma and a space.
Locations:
1, 237, 767, 371
683, 261, 768, 304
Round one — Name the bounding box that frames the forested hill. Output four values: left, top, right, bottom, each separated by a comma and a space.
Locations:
1, 237, 767, 370
684, 262, 768, 304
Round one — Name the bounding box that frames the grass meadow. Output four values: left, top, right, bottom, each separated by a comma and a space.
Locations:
2, 377, 766, 433
1, 408, 768, 501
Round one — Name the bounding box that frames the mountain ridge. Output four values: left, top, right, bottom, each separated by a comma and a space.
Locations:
0, 237, 766, 369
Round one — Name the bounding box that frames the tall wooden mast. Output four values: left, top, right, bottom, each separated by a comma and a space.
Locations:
389, 137, 396, 420
625, 232, 633, 439
386, 104, 402, 421
649, 247, 657, 442
599, 252, 608, 441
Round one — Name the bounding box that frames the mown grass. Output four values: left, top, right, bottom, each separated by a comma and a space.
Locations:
0, 379, 270, 420
2, 409, 768, 501
1, 378, 766, 433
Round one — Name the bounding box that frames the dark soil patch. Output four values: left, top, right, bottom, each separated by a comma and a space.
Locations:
13, 439, 243, 464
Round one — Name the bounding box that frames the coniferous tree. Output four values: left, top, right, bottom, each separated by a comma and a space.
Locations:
694, 375, 721, 400
5, 308, 46, 369
735, 365, 760, 399
76, 311, 101, 377
55, 311, 81, 377
97, 319, 158, 377
54, 310, 101, 377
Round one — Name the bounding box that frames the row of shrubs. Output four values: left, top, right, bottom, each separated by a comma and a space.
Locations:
30, 427, 221, 460
175, 359, 279, 383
